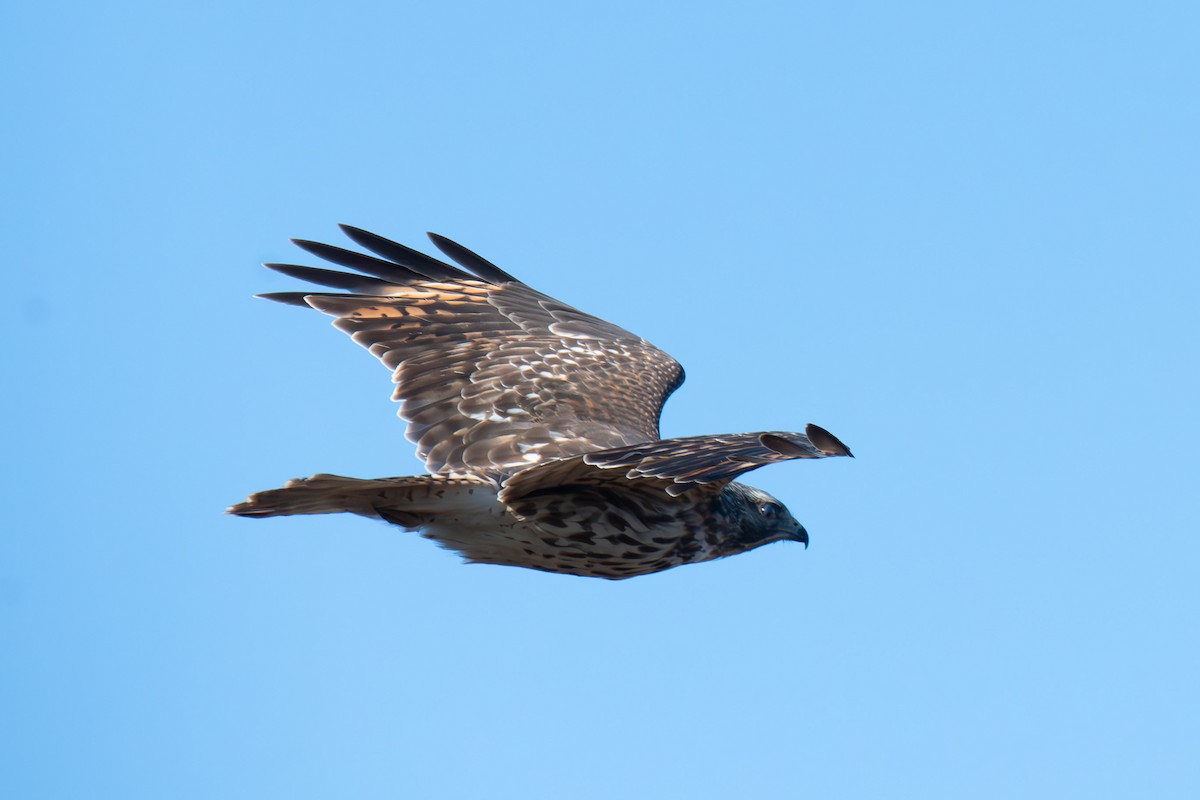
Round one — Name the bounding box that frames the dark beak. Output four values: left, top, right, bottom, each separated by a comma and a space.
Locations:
790, 523, 809, 549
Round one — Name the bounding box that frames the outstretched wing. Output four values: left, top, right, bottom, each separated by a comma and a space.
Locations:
499, 424, 854, 501
259, 226, 685, 475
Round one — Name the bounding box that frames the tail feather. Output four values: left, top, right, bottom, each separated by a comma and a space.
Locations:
226, 473, 496, 525
227, 473, 426, 519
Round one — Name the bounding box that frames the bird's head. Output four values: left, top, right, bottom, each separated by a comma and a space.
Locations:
722, 482, 808, 552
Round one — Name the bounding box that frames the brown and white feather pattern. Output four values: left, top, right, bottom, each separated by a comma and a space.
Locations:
299, 275, 682, 476
230, 226, 853, 579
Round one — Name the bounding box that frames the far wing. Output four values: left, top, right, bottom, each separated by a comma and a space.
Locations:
499, 424, 853, 501
258, 227, 685, 475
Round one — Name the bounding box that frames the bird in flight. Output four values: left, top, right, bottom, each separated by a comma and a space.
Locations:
228, 227, 853, 578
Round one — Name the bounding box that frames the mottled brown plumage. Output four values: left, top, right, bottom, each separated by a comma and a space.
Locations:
229, 227, 853, 578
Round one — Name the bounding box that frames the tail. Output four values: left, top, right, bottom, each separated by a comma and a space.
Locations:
226, 473, 480, 525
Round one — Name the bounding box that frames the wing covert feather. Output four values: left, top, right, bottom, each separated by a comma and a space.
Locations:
260, 229, 685, 475
499, 425, 854, 501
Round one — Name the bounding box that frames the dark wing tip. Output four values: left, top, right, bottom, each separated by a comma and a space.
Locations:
263, 262, 401, 294
805, 424, 854, 458
426, 232, 520, 284
255, 291, 318, 307
335, 225, 468, 282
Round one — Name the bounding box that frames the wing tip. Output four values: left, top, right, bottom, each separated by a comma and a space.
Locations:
255, 291, 316, 307
336, 223, 369, 240
425, 231, 520, 284
804, 424, 854, 458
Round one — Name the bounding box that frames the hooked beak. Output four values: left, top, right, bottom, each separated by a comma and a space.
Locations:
789, 522, 809, 549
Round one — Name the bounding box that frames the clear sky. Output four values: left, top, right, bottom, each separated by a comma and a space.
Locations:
2, 1, 1197, 797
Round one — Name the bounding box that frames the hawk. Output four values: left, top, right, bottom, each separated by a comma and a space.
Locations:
228, 226, 853, 579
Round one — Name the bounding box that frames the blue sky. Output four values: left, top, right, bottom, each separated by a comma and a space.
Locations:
2, 1, 1197, 797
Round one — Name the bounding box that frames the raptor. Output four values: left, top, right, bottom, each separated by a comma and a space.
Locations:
229, 227, 853, 578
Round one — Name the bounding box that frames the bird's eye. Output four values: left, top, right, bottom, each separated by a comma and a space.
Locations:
758, 502, 782, 518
